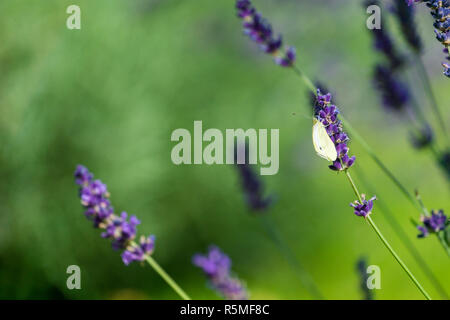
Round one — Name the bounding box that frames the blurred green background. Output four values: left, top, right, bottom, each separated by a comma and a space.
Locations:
0, 0, 448, 300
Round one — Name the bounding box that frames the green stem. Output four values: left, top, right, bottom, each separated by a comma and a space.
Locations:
353, 167, 449, 299
415, 191, 430, 217
292, 66, 316, 93
437, 232, 450, 258
135, 245, 191, 300
415, 55, 448, 142
345, 171, 431, 300
340, 116, 421, 212
259, 214, 325, 299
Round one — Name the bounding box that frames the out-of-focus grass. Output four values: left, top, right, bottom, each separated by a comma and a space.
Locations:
0, 0, 448, 299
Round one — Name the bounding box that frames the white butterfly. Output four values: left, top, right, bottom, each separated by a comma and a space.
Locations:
312, 118, 337, 162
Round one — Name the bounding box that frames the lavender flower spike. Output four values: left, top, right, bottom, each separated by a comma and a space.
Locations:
193, 246, 248, 300
236, 0, 296, 67
373, 64, 410, 112
235, 144, 273, 212
313, 89, 355, 171
74, 165, 156, 265
394, 0, 423, 52
407, 0, 450, 77
350, 194, 377, 218
417, 210, 448, 238
366, 0, 405, 70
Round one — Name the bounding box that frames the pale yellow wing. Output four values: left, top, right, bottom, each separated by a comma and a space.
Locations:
312, 119, 337, 162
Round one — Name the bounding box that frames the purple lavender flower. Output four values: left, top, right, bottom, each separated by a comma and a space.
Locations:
101, 212, 140, 250
74, 165, 93, 186
443, 62, 450, 77
235, 145, 273, 212
122, 235, 156, 265
417, 225, 429, 238
193, 246, 248, 300
350, 194, 377, 218
393, 0, 423, 52
236, 162, 273, 212
373, 64, 410, 112
236, 0, 296, 67
313, 90, 356, 171
74, 165, 155, 265
417, 210, 448, 238
408, 0, 450, 77
309, 83, 332, 109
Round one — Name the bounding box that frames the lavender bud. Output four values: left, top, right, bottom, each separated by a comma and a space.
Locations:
236, 0, 296, 67
416, 210, 448, 238
74, 165, 155, 265
350, 194, 377, 218
443, 62, 450, 77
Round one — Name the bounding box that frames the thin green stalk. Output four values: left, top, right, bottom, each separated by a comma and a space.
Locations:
340, 115, 421, 212
437, 233, 450, 258
415, 191, 430, 217
292, 66, 316, 93
415, 55, 448, 141
259, 214, 324, 299
131, 241, 191, 300
345, 171, 431, 300
353, 166, 449, 299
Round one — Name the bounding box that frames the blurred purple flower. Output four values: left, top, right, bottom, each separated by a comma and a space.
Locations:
350, 194, 377, 218
417, 210, 448, 238
193, 246, 248, 300
366, 1, 404, 70
74, 165, 155, 265
235, 0, 296, 67
393, 0, 423, 52
356, 257, 374, 300
373, 64, 410, 112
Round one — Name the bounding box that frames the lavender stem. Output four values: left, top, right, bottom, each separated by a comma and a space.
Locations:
292, 66, 316, 93
354, 166, 449, 299
344, 170, 431, 300
339, 115, 422, 211
436, 233, 450, 257
139, 248, 191, 300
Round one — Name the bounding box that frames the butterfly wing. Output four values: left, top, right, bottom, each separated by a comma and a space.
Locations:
312, 119, 337, 162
